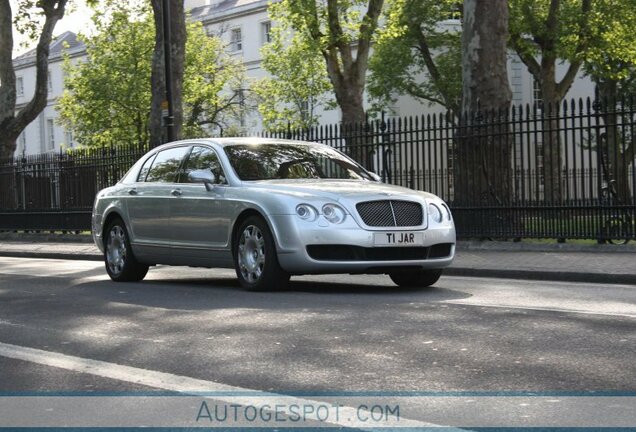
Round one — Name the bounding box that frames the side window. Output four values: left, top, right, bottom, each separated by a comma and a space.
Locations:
180, 146, 227, 184
145, 147, 190, 183
136, 153, 157, 182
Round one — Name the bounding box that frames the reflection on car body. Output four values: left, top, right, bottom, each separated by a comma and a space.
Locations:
92, 138, 456, 290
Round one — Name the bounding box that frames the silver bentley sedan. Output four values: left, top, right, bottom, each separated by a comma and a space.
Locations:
92, 138, 455, 290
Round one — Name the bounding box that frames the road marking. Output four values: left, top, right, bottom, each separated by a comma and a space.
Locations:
441, 300, 636, 319
0, 341, 438, 429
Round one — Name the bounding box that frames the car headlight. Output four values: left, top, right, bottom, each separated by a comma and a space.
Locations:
428, 203, 442, 223
442, 204, 452, 221
322, 203, 346, 224
296, 204, 318, 221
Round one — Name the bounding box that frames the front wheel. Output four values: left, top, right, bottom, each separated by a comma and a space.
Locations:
233, 216, 289, 291
389, 269, 442, 288
104, 218, 149, 282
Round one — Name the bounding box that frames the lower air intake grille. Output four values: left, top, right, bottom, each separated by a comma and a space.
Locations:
306, 243, 453, 261
307, 245, 430, 261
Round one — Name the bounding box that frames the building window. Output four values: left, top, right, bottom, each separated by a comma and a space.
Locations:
18, 132, 26, 154
17, 77, 24, 97
533, 79, 543, 110
47, 119, 55, 150
65, 130, 74, 148
48, 70, 52, 93
231, 28, 242, 52
236, 88, 246, 127
261, 21, 271, 45
300, 99, 309, 119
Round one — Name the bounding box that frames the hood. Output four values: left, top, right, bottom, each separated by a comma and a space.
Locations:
244, 179, 438, 202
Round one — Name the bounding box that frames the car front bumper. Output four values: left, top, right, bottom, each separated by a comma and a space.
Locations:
269, 214, 455, 274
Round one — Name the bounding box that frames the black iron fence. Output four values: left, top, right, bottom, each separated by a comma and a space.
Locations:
1, 97, 635, 241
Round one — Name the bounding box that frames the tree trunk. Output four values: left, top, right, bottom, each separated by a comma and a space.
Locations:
333, 81, 367, 166
312, 0, 383, 169
537, 60, 563, 204
456, 0, 512, 212
149, 0, 185, 147
509, 0, 592, 205
597, 79, 634, 205
0, 0, 67, 159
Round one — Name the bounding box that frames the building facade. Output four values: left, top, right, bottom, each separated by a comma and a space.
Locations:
12, 31, 84, 156
12, 0, 596, 155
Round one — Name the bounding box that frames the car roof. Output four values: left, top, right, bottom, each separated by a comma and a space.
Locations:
150, 137, 320, 152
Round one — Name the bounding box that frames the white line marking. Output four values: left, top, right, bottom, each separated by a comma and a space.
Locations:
441, 300, 636, 319
0, 341, 438, 429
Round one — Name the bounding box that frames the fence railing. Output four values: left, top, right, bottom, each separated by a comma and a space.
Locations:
1, 97, 635, 241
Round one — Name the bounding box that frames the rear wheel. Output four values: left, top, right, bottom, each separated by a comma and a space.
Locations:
104, 218, 149, 282
389, 269, 442, 288
233, 216, 289, 291
604, 217, 630, 245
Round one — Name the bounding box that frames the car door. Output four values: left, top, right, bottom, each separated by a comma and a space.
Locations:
169, 145, 234, 266
125, 145, 190, 263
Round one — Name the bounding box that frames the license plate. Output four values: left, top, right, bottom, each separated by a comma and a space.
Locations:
373, 232, 424, 246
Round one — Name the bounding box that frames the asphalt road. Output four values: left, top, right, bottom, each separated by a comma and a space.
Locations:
0, 257, 634, 428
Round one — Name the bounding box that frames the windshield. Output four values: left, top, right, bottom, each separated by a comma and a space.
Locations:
224, 143, 373, 181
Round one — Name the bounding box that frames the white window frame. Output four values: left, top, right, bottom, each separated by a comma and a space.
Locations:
17, 76, 24, 97
46, 118, 55, 150
48, 70, 53, 93
230, 27, 243, 52
533, 79, 543, 110
18, 132, 26, 154
65, 129, 74, 148
261, 21, 271, 45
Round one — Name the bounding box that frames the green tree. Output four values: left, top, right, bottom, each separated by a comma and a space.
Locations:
183, 22, 248, 137
252, 12, 332, 131
0, 0, 69, 159
58, 3, 154, 146
583, 0, 636, 203
58, 3, 246, 146
455, 0, 512, 207
264, 0, 384, 166
368, 0, 462, 114
509, 0, 593, 202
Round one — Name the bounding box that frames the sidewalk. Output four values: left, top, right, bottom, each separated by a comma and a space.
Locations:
0, 234, 634, 285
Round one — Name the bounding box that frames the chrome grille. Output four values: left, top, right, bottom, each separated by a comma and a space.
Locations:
356, 200, 423, 227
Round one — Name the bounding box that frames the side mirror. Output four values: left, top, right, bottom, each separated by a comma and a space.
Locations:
369, 172, 382, 182
188, 169, 216, 191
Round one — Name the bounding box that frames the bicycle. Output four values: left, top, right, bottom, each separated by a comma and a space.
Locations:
600, 180, 632, 245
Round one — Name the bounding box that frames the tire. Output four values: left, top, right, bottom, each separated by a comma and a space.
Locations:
104, 218, 149, 282
233, 216, 290, 291
604, 217, 630, 245
389, 269, 442, 288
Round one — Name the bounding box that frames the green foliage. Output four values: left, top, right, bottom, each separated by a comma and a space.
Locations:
254, 0, 384, 130
368, 0, 462, 113
582, 0, 636, 86
58, 2, 153, 147
183, 21, 248, 137
252, 0, 332, 131
252, 4, 332, 131
58, 2, 246, 146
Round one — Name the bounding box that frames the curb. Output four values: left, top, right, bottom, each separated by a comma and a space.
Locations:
0, 251, 102, 261
456, 241, 636, 254
1, 250, 633, 286
444, 267, 636, 286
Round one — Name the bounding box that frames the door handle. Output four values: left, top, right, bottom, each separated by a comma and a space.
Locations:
128, 188, 138, 195
171, 188, 182, 197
